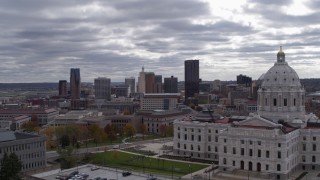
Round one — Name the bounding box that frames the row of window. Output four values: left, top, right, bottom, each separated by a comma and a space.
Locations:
302, 155, 317, 163
0, 141, 44, 154
222, 158, 282, 172
302, 144, 317, 151
177, 127, 221, 134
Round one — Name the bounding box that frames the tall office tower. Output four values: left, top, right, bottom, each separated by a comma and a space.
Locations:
125, 77, 135, 94
58, 80, 67, 97
70, 68, 81, 99
164, 76, 178, 93
145, 72, 155, 93
137, 67, 146, 93
94, 77, 111, 100
154, 75, 162, 93
184, 60, 199, 104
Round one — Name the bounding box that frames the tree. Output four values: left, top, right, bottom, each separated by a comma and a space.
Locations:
57, 146, 77, 169
0, 152, 22, 180
165, 125, 174, 137
123, 123, 136, 137
159, 124, 167, 137
104, 124, 116, 144
60, 135, 70, 148
41, 127, 56, 150
140, 124, 147, 139
88, 124, 107, 146
21, 121, 38, 133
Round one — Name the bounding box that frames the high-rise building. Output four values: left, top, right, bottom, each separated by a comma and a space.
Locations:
70, 68, 81, 99
58, 80, 67, 97
154, 75, 162, 93
164, 76, 178, 93
125, 77, 135, 94
94, 77, 111, 100
137, 67, 146, 93
145, 72, 155, 93
184, 60, 199, 104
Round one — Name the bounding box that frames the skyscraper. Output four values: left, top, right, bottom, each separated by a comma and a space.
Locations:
184, 60, 199, 104
164, 76, 178, 93
137, 67, 146, 93
154, 75, 162, 93
94, 77, 111, 100
145, 72, 155, 93
70, 68, 81, 99
125, 77, 135, 94
58, 80, 67, 97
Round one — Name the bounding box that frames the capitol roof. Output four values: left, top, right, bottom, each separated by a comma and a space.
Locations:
261, 47, 302, 88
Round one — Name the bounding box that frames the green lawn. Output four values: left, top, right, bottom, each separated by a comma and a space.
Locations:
127, 134, 171, 142
89, 151, 208, 177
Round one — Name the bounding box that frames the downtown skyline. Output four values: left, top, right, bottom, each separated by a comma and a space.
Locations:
1, 0, 320, 83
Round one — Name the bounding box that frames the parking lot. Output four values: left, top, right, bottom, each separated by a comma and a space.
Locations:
33, 164, 171, 180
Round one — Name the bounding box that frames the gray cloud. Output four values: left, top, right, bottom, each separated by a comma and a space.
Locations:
0, 0, 319, 83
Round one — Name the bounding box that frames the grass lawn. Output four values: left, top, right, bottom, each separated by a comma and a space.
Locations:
89, 150, 208, 177
127, 134, 171, 142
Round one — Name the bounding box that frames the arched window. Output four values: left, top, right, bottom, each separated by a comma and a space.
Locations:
223, 158, 226, 164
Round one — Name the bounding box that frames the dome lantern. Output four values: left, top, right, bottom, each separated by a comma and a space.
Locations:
277, 46, 285, 63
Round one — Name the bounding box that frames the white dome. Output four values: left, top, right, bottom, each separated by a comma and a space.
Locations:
261, 62, 301, 88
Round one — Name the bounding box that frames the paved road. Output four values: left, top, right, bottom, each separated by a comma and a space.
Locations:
46, 137, 172, 159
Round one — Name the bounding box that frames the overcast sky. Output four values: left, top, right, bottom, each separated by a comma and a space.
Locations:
1, 0, 320, 83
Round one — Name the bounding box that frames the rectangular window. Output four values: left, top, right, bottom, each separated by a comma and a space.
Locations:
224, 139, 227, 143
313, 144, 316, 151
249, 149, 253, 156
278, 151, 281, 159
208, 136, 211, 142
284, 98, 287, 106
266, 151, 270, 158
312, 156, 316, 162
198, 135, 201, 142
303, 144, 306, 151
266, 165, 269, 171
233, 147, 236, 154
278, 143, 281, 148
258, 150, 261, 157
273, 98, 277, 106
191, 135, 194, 141
184, 134, 187, 140
258, 141, 261, 145
241, 148, 244, 155
241, 140, 244, 144
313, 136, 316, 141
233, 161, 235, 166
224, 146, 227, 153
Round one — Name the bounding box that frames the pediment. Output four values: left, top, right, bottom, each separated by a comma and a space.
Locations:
236, 116, 278, 127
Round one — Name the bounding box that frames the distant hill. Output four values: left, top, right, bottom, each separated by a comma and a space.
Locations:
300, 78, 320, 93
0, 83, 58, 90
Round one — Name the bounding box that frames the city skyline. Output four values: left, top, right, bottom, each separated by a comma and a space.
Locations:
1, 0, 320, 83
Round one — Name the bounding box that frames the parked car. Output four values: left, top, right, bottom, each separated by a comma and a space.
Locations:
91, 166, 100, 171
122, 171, 132, 177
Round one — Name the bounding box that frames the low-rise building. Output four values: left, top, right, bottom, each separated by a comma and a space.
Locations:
140, 93, 180, 110
0, 130, 46, 171
0, 108, 58, 126
0, 115, 30, 130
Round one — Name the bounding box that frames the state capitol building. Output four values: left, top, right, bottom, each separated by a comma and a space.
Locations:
173, 47, 320, 180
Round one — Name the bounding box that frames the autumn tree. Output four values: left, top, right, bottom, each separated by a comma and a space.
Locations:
88, 124, 107, 146
159, 124, 167, 137
21, 121, 39, 133
104, 124, 116, 144
41, 127, 56, 150
123, 123, 136, 137
140, 124, 147, 139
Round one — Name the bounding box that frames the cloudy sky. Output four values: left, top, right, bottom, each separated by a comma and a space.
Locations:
1, 0, 320, 83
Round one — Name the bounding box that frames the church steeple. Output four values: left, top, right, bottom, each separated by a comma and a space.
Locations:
277, 46, 285, 63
